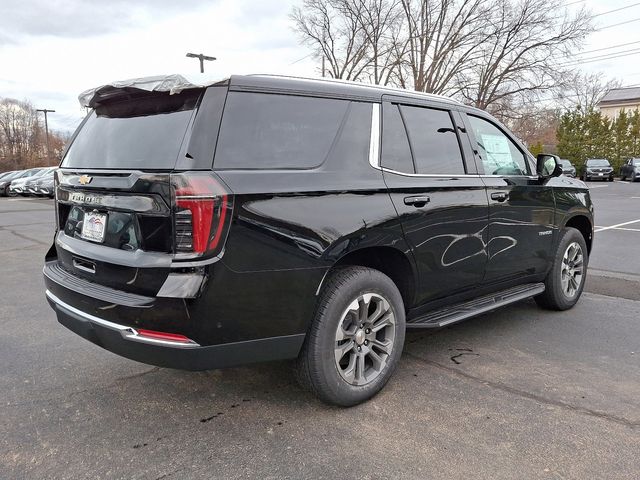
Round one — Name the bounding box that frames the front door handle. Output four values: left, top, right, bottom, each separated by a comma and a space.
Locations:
490, 192, 509, 202
404, 196, 430, 207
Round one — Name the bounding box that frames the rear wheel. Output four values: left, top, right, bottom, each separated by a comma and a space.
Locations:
296, 266, 405, 406
535, 227, 588, 311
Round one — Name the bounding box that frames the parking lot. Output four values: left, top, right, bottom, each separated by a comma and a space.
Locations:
1, 181, 639, 479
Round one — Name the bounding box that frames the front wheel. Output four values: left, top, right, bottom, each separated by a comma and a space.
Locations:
535, 227, 588, 311
296, 266, 406, 406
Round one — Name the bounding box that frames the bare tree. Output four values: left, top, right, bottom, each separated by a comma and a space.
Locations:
396, 0, 493, 94
558, 71, 621, 112
0, 97, 66, 171
459, 0, 592, 113
0, 98, 41, 170
351, 0, 405, 85
291, 0, 370, 80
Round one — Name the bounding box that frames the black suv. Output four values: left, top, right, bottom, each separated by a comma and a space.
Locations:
44, 74, 594, 406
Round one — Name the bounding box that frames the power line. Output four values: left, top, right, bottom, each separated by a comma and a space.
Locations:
597, 16, 640, 30
289, 52, 315, 65
562, 49, 640, 66
563, 46, 640, 66
579, 40, 640, 55
592, 2, 640, 17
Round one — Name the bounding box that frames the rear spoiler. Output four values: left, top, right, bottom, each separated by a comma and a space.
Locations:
79, 74, 229, 108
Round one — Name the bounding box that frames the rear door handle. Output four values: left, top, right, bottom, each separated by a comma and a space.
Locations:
490, 192, 509, 202
404, 196, 430, 207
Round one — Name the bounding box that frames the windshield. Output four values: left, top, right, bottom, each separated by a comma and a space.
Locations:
560, 160, 572, 167
30, 168, 51, 179
632, 159, 640, 166
62, 90, 200, 170
18, 169, 42, 178
586, 159, 610, 167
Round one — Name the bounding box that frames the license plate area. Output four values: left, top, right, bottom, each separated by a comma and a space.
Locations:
81, 211, 107, 243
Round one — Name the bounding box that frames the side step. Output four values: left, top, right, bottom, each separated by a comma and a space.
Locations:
407, 283, 545, 329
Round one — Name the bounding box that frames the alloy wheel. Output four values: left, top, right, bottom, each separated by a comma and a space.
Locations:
561, 241, 584, 298
334, 293, 396, 386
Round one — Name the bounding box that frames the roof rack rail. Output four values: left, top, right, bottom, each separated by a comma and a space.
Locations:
247, 74, 462, 105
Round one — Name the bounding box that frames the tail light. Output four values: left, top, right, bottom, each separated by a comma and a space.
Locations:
171, 172, 233, 258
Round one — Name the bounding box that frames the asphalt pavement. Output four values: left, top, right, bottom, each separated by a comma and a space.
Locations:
1, 183, 639, 479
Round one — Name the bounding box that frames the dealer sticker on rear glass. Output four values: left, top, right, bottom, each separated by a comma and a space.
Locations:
81, 211, 107, 243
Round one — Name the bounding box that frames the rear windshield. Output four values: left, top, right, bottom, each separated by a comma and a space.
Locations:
62, 90, 200, 170
586, 159, 610, 166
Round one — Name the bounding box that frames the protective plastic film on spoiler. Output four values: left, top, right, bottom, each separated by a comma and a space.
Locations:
78, 73, 229, 108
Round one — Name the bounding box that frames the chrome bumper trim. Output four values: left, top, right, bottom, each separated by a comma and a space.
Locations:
45, 290, 200, 349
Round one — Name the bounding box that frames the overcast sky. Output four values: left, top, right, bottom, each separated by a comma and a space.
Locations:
1, 0, 639, 133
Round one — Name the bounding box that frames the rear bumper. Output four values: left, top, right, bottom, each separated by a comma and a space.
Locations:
46, 289, 305, 371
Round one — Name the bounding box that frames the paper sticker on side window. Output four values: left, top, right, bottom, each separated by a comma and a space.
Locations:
481, 134, 513, 170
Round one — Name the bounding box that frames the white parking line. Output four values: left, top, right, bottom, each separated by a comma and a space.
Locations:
587, 184, 610, 189
594, 219, 640, 233
611, 227, 640, 232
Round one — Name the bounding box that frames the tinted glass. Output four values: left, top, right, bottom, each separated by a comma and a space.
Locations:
399, 105, 464, 175
467, 115, 528, 175
62, 91, 200, 169
586, 159, 610, 166
327, 102, 372, 172
215, 92, 350, 169
381, 104, 414, 173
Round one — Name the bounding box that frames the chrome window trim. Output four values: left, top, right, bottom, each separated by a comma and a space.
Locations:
45, 290, 200, 349
368, 103, 381, 170
381, 167, 481, 178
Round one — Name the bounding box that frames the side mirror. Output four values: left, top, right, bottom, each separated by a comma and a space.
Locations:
536, 154, 562, 179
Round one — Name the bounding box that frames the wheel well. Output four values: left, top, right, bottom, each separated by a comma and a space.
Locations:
565, 215, 593, 253
332, 247, 416, 309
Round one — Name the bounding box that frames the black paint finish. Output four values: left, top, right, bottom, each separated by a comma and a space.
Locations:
43, 74, 594, 371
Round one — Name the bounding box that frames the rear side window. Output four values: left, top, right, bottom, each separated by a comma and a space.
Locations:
399, 105, 465, 175
62, 91, 200, 170
214, 92, 350, 169
381, 104, 414, 173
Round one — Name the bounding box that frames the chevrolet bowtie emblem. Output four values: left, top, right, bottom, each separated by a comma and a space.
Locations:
78, 175, 93, 185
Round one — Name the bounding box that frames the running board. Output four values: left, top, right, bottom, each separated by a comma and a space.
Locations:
407, 283, 545, 329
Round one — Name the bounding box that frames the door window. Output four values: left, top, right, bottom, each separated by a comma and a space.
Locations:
467, 115, 529, 176
381, 104, 414, 173
400, 105, 465, 175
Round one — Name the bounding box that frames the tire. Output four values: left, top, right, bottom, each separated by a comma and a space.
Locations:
535, 227, 588, 311
608, 176, 613, 182
296, 266, 406, 406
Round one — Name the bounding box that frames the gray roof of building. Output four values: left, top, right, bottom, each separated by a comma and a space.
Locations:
599, 87, 640, 105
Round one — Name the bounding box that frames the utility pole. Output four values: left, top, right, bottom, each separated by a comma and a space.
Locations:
186, 52, 216, 73
36, 108, 55, 163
